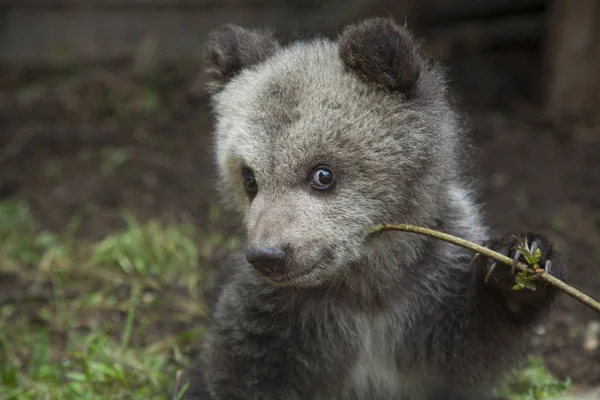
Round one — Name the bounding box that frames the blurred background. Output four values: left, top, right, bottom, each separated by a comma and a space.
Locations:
0, 0, 599, 399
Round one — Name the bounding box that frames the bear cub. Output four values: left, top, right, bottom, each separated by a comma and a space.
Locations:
181, 17, 567, 400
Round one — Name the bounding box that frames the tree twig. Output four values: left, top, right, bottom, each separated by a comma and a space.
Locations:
172, 369, 183, 400
368, 223, 600, 314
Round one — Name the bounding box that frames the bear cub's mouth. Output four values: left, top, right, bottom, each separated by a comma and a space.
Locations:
250, 250, 335, 287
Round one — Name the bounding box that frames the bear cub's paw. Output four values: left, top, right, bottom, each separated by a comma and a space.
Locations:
477, 233, 567, 313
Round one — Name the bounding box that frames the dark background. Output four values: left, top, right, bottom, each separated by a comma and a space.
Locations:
1, 0, 599, 393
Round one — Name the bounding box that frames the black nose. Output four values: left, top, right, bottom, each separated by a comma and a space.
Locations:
246, 247, 287, 278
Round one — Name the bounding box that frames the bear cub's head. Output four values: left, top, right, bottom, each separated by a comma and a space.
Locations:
204, 18, 460, 288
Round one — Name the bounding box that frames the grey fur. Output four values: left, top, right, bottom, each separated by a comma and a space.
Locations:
182, 17, 566, 400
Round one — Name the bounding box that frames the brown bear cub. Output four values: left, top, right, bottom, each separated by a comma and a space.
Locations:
182, 17, 566, 400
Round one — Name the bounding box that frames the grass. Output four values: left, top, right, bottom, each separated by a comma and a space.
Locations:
0, 200, 571, 399
0, 200, 234, 399
494, 357, 572, 400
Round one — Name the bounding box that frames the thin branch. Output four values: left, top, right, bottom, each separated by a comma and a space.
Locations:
172, 369, 183, 400
368, 223, 600, 314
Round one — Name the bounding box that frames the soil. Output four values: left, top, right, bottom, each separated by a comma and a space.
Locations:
1, 44, 599, 390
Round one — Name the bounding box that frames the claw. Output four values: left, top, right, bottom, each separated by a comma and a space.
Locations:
484, 261, 497, 283
511, 250, 521, 274
530, 240, 538, 256
544, 259, 552, 274
467, 253, 480, 269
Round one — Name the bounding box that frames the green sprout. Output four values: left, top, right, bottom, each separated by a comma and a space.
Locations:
511, 234, 543, 292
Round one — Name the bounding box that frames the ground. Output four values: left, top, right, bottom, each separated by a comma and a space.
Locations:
0, 44, 598, 399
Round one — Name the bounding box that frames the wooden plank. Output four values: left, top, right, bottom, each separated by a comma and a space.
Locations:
420, 0, 544, 24
0, 0, 412, 66
544, 0, 600, 120
0, 7, 295, 64
11, 0, 320, 10
427, 13, 543, 52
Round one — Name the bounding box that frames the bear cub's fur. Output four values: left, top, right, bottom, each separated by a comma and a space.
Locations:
182, 17, 567, 400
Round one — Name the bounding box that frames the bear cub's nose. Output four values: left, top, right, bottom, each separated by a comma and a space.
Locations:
246, 247, 287, 279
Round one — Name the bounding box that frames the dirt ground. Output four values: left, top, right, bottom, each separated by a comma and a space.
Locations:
1, 43, 599, 391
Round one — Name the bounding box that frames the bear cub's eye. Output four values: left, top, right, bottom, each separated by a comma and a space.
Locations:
310, 165, 335, 190
241, 167, 258, 194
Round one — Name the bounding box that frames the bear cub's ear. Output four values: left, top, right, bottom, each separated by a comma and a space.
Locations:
339, 18, 423, 96
204, 24, 280, 94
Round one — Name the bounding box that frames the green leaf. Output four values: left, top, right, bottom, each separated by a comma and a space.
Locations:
524, 252, 535, 265
514, 273, 538, 291
533, 248, 542, 264
493, 356, 571, 399
65, 371, 87, 382
175, 381, 190, 400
